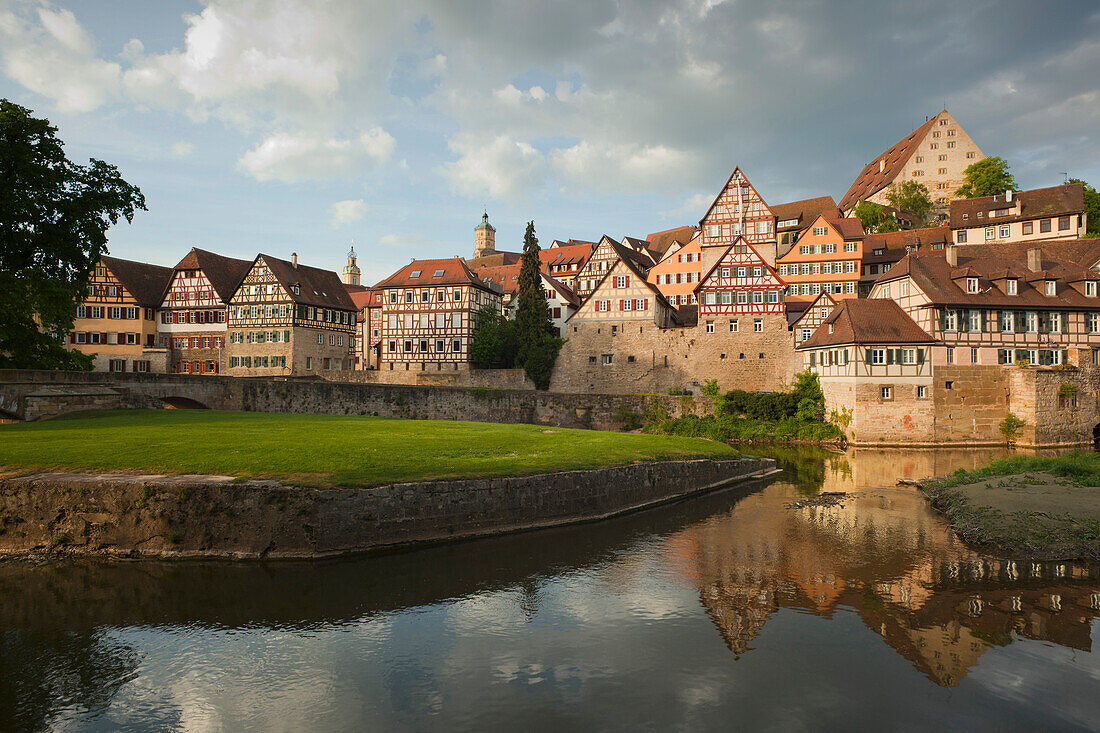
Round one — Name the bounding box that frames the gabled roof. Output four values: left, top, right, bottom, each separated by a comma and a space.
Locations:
772, 196, 839, 231
646, 225, 698, 258
171, 247, 253, 304
788, 291, 837, 328
1034, 238, 1100, 270
348, 287, 380, 311
694, 238, 786, 293
825, 216, 867, 240
699, 166, 771, 225
257, 254, 358, 310
472, 262, 521, 296
540, 242, 594, 269
576, 244, 680, 322
949, 184, 1084, 228
839, 116, 938, 211
875, 245, 1100, 309
798, 298, 934, 350
621, 236, 659, 266
375, 256, 499, 294
861, 226, 951, 265
100, 255, 174, 308
542, 272, 581, 309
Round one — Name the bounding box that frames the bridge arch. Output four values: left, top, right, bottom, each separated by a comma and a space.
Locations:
160, 396, 210, 410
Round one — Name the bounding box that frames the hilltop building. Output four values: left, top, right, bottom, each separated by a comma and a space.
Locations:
839, 110, 984, 216
950, 184, 1087, 245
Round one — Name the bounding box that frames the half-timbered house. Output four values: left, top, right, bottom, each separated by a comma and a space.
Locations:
573, 236, 652, 300
776, 213, 865, 301
374, 257, 503, 372
225, 253, 356, 376
695, 239, 787, 329
698, 167, 777, 270
648, 234, 703, 307
68, 256, 173, 372
158, 248, 252, 374
789, 292, 838, 347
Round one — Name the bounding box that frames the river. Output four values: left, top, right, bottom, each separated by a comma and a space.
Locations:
2, 446, 1098, 731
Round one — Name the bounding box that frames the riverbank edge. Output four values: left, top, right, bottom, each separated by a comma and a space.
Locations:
918, 475, 1100, 562
0, 457, 777, 561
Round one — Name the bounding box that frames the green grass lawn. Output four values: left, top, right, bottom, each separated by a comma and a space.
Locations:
0, 410, 740, 487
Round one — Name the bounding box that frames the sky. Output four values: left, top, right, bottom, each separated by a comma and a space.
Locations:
2, 0, 1099, 286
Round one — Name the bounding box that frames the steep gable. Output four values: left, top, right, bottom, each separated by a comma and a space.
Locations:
699, 167, 775, 248
696, 238, 787, 315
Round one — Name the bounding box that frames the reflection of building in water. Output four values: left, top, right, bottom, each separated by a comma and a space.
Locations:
674, 480, 1100, 686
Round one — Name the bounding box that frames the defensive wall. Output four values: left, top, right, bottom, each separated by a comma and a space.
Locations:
0, 458, 776, 559
0, 370, 704, 430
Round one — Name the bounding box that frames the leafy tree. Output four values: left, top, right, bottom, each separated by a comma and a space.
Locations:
955, 156, 1017, 198
883, 180, 933, 222
853, 201, 901, 234
512, 221, 562, 389
1068, 178, 1100, 236
999, 413, 1026, 446
469, 306, 517, 368
0, 100, 146, 369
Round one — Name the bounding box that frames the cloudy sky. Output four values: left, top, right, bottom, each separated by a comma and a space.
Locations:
2, 0, 1098, 284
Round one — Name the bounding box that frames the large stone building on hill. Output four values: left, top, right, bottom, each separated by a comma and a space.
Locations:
839, 110, 984, 217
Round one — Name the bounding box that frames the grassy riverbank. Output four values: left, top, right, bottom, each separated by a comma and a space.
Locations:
0, 410, 741, 488
646, 414, 845, 444
921, 453, 1100, 560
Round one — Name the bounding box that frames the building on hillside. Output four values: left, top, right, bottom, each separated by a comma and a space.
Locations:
67, 256, 173, 372
343, 247, 362, 286
541, 241, 595, 287
648, 233, 704, 306
573, 236, 652, 299
797, 298, 937, 444
158, 248, 252, 375
869, 244, 1100, 368
789, 292, 838, 347
776, 213, 865, 300
695, 239, 787, 337
698, 167, 777, 268
772, 196, 838, 257
645, 226, 698, 262
349, 287, 382, 370
839, 110, 985, 216
374, 257, 503, 371
859, 227, 950, 296
471, 262, 580, 335
225, 253, 356, 376
949, 184, 1087, 245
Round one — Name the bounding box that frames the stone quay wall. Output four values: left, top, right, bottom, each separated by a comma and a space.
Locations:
320, 367, 536, 390
0, 458, 776, 559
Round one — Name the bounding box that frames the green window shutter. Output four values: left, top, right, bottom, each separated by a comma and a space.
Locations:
886, 349, 894, 365
810, 353, 816, 367
865, 348, 872, 364
917, 348, 925, 364
938, 309, 946, 331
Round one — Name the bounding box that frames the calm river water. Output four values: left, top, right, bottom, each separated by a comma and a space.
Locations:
2, 446, 1099, 732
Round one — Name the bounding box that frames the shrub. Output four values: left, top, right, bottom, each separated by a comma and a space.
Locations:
999, 413, 1026, 445
615, 402, 642, 431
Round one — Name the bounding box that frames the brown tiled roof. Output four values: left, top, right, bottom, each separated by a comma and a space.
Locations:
622, 236, 659, 265
541, 242, 594, 269
375, 257, 499, 295
839, 117, 937, 211
772, 196, 838, 231
543, 272, 581, 308
875, 245, 1100, 309
171, 248, 253, 303
949, 184, 1084, 229
472, 263, 521, 296
101, 255, 174, 308
787, 292, 837, 328
259, 254, 358, 310
465, 250, 522, 268
348, 287, 378, 311
826, 217, 867, 240
862, 226, 951, 265
645, 225, 698, 258
798, 298, 934, 349
1036, 238, 1100, 269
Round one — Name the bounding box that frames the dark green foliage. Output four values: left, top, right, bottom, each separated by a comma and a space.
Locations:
1068, 178, 1099, 236
522, 332, 562, 390
883, 180, 933, 222
853, 201, 901, 234
615, 403, 642, 431
955, 156, 1017, 198
0, 100, 146, 369
469, 306, 518, 368
713, 370, 826, 422
647, 414, 844, 443
512, 221, 563, 389
999, 413, 1026, 445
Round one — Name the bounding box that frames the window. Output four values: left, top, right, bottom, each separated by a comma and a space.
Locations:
1023, 221, 1033, 235
944, 309, 958, 330
813, 226, 826, 236
1040, 219, 1051, 233
705, 320, 715, 333
967, 152, 975, 159
453, 339, 462, 352
1046, 281, 1056, 296
615, 275, 626, 288
435, 339, 445, 353
1026, 311, 1038, 332
1006, 279, 1017, 295
985, 227, 995, 240
946, 348, 955, 365
729, 319, 739, 332
881, 386, 892, 400
753, 319, 763, 332
844, 242, 856, 252
917, 386, 926, 398
966, 277, 978, 293
800, 245, 810, 255
871, 349, 886, 365
946, 141, 955, 149
1059, 216, 1071, 231
705, 225, 719, 238
1000, 225, 1010, 238
968, 310, 981, 332
1000, 311, 1015, 332
602, 354, 613, 365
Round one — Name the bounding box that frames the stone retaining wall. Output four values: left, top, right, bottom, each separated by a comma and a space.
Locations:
0, 457, 775, 559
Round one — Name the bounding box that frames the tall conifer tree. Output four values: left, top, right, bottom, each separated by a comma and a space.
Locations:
515, 221, 552, 364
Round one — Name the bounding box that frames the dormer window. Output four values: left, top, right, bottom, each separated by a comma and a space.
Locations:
1087, 281, 1097, 297
977, 211, 983, 218
966, 277, 978, 293
962, 213, 968, 220
433, 270, 444, 277
874, 248, 884, 256
827, 324, 834, 334
410, 270, 421, 278
1046, 281, 1056, 296
292, 284, 300, 295
1006, 279, 1017, 295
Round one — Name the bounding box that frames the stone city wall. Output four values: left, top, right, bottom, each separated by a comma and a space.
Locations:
1008, 366, 1100, 447
321, 367, 536, 390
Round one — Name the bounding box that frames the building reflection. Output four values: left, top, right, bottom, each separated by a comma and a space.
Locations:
676, 463, 1100, 687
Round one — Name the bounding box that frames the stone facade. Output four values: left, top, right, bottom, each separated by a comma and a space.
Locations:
551, 314, 801, 394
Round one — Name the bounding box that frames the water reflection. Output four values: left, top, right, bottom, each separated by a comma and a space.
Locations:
1, 447, 1098, 729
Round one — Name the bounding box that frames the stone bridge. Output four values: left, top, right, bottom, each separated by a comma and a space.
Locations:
0, 370, 697, 431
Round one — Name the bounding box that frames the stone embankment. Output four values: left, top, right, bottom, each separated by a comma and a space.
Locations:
0, 457, 775, 559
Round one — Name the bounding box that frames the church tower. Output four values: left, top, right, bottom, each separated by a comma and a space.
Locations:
343, 245, 361, 286
473, 212, 496, 258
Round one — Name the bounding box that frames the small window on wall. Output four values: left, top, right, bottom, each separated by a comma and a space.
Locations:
602, 354, 613, 365
917, 386, 926, 398
881, 386, 892, 400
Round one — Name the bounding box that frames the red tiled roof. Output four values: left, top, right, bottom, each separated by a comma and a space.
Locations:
949, 184, 1084, 228
875, 245, 1100, 309
772, 196, 838, 231
839, 117, 937, 211
472, 262, 521, 296
861, 226, 951, 265
645, 225, 698, 258
100, 255, 174, 308
541, 242, 594, 269
825, 217, 867, 240
374, 257, 499, 294
171, 247, 253, 303
798, 298, 934, 349
348, 287, 378, 311
259, 254, 357, 311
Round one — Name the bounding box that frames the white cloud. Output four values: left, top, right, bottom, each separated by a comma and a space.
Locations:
329, 199, 368, 226
660, 192, 713, 220
378, 233, 431, 247
550, 141, 698, 192
237, 128, 395, 183
0, 7, 121, 112
170, 141, 195, 157
437, 134, 547, 200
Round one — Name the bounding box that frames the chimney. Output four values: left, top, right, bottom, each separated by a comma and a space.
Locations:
945, 244, 957, 267
878, 159, 885, 173
291, 252, 298, 268
1027, 247, 1042, 273
1005, 189, 1013, 203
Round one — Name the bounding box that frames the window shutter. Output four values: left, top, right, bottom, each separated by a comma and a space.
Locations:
939, 309, 946, 331
980, 310, 987, 331
625, 275, 631, 287
917, 348, 925, 364
619, 299, 624, 311
644, 298, 649, 310
865, 348, 872, 364
887, 349, 894, 365
810, 353, 816, 367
